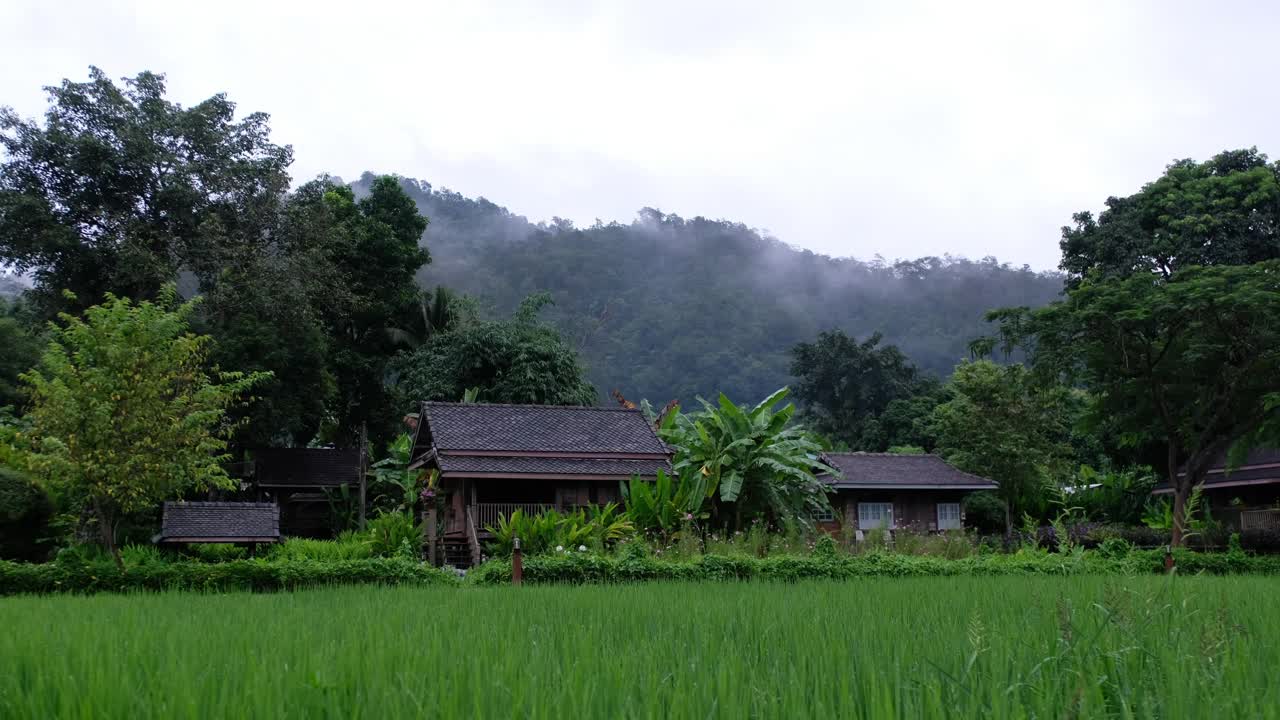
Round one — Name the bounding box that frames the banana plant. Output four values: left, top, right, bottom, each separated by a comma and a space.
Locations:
621, 468, 709, 537
369, 433, 427, 517
659, 388, 836, 531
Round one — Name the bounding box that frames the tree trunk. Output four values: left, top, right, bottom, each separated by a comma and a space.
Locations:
1168, 442, 1186, 549
1170, 489, 1186, 549
92, 496, 124, 571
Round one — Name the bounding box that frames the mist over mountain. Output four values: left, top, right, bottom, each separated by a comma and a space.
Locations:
0, 273, 28, 299
350, 173, 1064, 404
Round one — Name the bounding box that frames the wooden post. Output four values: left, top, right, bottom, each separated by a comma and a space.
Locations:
426, 506, 438, 566
512, 536, 523, 586
357, 422, 368, 532
1164, 545, 1175, 573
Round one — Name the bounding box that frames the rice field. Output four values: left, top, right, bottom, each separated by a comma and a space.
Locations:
3, 576, 1279, 719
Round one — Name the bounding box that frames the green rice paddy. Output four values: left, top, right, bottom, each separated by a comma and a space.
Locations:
3, 576, 1278, 718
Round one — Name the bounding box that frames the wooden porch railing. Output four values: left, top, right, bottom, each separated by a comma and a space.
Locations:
1241, 508, 1280, 531
474, 502, 555, 530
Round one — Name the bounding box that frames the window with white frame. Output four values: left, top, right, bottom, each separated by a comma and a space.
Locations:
937, 502, 962, 530
858, 502, 894, 529
811, 505, 835, 523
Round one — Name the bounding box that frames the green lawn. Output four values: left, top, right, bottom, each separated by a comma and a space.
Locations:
3, 576, 1278, 719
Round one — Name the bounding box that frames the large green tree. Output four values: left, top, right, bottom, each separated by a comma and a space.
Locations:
980, 149, 1280, 546
274, 178, 430, 444
929, 360, 1076, 532
394, 293, 597, 406
16, 289, 268, 567
980, 263, 1280, 545
790, 330, 936, 450
0, 68, 291, 317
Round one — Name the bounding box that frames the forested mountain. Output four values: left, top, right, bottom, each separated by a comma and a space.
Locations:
0, 273, 26, 298
350, 173, 1064, 404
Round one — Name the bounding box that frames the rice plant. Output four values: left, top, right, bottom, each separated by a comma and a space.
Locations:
1, 576, 1277, 718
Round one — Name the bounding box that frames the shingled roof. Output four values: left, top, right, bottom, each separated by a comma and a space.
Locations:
412, 402, 671, 479
420, 402, 669, 454
820, 453, 998, 490
253, 448, 360, 488
436, 455, 672, 478
154, 502, 281, 544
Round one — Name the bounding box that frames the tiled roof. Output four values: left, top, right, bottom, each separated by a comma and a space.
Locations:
820, 453, 998, 489
156, 502, 280, 542
436, 455, 670, 477
254, 448, 361, 488
421, 402, 668, 455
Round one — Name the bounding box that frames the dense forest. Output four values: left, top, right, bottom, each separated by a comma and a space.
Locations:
350, 172, 1064, 404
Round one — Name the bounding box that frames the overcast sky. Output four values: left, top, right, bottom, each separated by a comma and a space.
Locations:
2, 1, 1276, 269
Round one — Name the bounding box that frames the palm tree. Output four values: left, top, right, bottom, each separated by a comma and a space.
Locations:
386, 285, 460, 349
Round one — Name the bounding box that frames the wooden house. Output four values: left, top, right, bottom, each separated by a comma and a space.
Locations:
408, 402, 672, 567
817, 453, 998, 534
250, 448, 364, 537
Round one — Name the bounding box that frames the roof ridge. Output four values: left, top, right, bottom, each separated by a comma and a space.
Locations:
423, 401, 643, 413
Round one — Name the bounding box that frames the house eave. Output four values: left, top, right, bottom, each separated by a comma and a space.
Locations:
829, 483, 998, 491
436, 449, 671, 460
442, 471, 661, 481
1153, 476, 1280, 494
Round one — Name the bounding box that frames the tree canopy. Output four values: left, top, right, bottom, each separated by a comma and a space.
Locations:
789, 330, 936, 450
14, 289, 268, 567
393, 293, 597, 406
0, 69, 432, 449
979, 148, 1280, 545
1059, 148, 1280, 283
928, 360, 1078, 529
0, 68, 292, 317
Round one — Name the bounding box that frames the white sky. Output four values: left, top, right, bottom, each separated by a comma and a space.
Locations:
2, 0, 1276, 269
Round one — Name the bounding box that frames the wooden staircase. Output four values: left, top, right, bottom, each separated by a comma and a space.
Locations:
442, 539, 474, 568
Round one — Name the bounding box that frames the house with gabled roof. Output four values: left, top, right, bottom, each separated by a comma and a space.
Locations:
817, 453, 999, 533
408, 402, 672, 566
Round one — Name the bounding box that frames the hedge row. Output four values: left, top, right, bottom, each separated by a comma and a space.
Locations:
0, 557, 458, 596
7, 548, 1280, 595
466, 548, 1280, 585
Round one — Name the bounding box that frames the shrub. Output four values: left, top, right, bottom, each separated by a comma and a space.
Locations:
367, 512, 422, 558
186, 544, 248, 563
1097, 537, 1134, 560
0, 557, 457, 596
812, 535, 838, 559
120, 544, 166, 569
485, 504, 635, 557
962, 491, 1006, 535
266, 536, 372, 562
